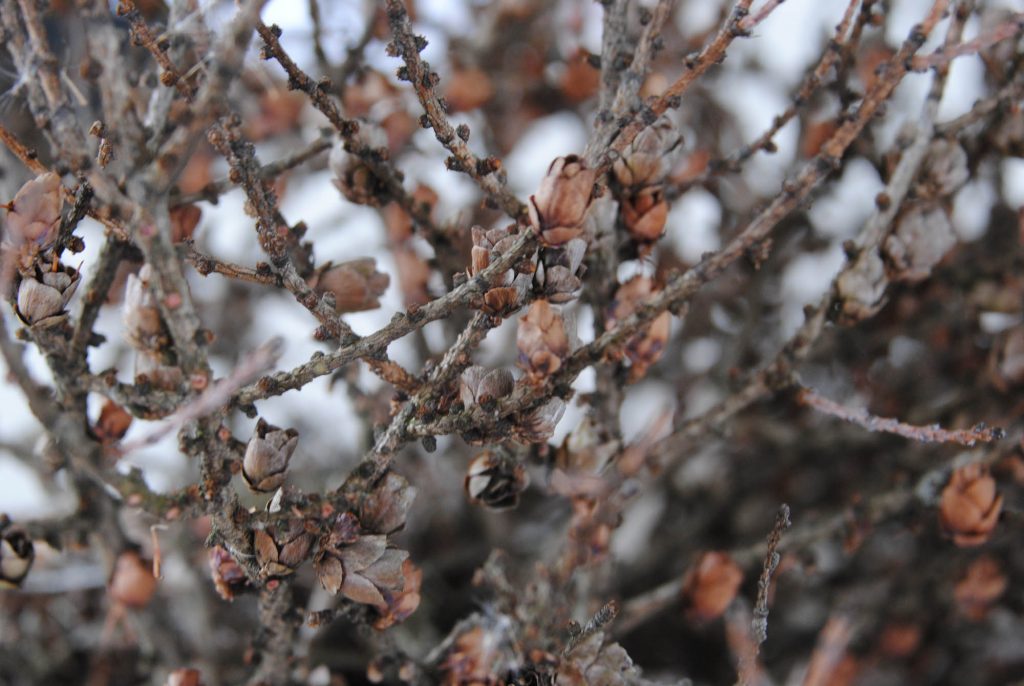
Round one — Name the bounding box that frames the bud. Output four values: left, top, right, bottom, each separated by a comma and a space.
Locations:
464, 451, 529, 510
939, 463, 1002, 547
460, 365, 515, 409
3, 172, 63, 249
518, 300, 569, 380
529, 155, 596, 245
108, 550, 157, 608
15, 264, 80, 327
0, 516, 34, 588
883, 204, 956, 283
681, 551, 743, 621
242, 418, 299, 492
621, 186, 669, 243
606, 276, 671, 381
330, 125, 390, 206
123, 265, 168, 352
253, 520, 314, 578
309, 258, 390, 314
612, 116, 682, 188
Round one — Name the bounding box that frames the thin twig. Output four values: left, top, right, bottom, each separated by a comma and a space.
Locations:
384, 0, 527, 221
796, 387, 1006, 446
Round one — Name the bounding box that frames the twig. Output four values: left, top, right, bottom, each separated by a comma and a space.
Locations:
116, 339, 283, 455
615, 435, 1014, 639
910, 13, 1024, 71
750, 504, 791, 647
796, 387, 1006, 446
672, 0, 863, 194
254, 19, 449, 240
737, 507, 795, 685
597, 0, 629, 115
306, 0, 331, 78
231, 230, 537, 407
384, 0, 526, 221
206, 122, 359, 343
801, 616, 855, 686
637, 0, 963, 477
351, 310, 499, 482
171, 134, 332, 207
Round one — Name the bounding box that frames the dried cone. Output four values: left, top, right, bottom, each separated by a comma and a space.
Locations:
169, 204, 201, 243
440, 622, 519, 685
209, 546, 248, 601
470, 225, 519, 279
109, 550, 157, 608
242, 418, 299, 492
15, 264, 80, 327
3, 172, 63, 249
459, 366, 515, 410
253, 521, 313, 578
373, 558, 423, 629
534, 238, 585, 304
0, 517, 34, 588
606, 276, 671, 381
94, 400, 133, 443
355, 470, 417, 536
954, 555, 1007, 621
835, 250, 888, 325
471, 224, 534, 315
123, 264, 168, 352
918, 139, 969, 200
621, 186, 669, 243
518, 300, 569, 381
883, 204, 957, 283
329, 126, 390, 206
514, 398, 566, 444
612, 116, 681, 189
315, 532, 409, 610
464, 451, 529, 510
557, 630, 640, 685
682, 551, 743, 621
529, 156, 596, 245
309, 258, 390, 314
939, 463, 1002, 546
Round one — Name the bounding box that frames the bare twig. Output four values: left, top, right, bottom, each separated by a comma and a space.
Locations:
384, 0, 527, 221
796, 387, 1006, 446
